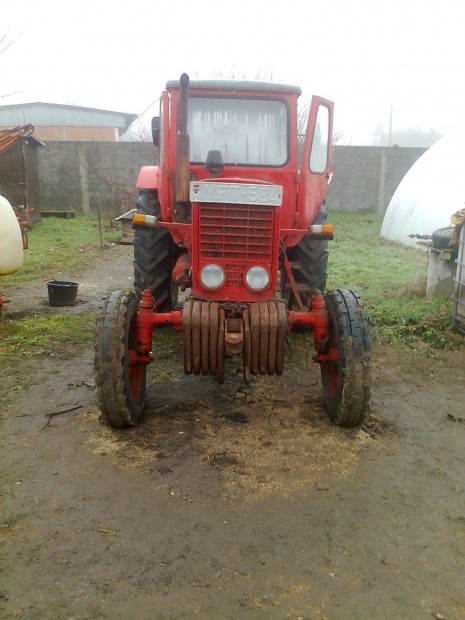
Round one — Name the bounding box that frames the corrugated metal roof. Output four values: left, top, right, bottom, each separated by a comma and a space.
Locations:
0, 102, 137, 130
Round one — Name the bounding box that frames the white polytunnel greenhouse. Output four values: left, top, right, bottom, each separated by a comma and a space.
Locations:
381, 124, 465, 249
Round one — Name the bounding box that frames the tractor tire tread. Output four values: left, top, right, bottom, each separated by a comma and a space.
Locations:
322, 288, 371, 427
284, 208, 329, 307
133, 191, 176, 312
94, 291, 145, 428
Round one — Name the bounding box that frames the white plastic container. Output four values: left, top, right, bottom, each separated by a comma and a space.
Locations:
0, 195, 23, 275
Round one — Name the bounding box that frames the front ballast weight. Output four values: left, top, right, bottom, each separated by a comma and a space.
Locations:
94, 288, 371, 429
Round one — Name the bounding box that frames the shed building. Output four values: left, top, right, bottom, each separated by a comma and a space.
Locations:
0, 103, 137, 142
0, 129, 44, 224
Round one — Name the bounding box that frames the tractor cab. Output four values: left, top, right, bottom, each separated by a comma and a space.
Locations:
135, 75, 334, 306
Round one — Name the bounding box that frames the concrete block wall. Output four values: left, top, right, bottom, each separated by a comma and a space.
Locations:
325, 145, 427, 214
37, 142, 426, 217
38, 142, 157, 217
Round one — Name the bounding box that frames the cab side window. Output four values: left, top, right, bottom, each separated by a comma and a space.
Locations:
309, 105, 329, 174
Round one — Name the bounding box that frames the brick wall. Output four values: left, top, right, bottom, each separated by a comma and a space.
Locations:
32, 126, 118, 142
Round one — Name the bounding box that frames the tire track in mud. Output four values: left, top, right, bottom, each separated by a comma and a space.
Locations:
83, 358, 393, 499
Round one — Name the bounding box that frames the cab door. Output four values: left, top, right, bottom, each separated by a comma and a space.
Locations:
297, 97, 334, 229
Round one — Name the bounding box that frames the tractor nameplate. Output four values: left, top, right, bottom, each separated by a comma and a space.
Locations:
190, 182, 283, 207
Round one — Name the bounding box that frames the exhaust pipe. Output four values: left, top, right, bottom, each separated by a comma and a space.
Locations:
175, 73, 190, 205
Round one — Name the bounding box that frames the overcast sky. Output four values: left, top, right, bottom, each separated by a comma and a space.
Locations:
1, 0, 464, 144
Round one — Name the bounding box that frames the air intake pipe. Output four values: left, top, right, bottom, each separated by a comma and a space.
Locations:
175, 73, 191, 205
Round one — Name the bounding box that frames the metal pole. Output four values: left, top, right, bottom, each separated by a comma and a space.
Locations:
388, 103, 393, 147
97, 197, 103, 248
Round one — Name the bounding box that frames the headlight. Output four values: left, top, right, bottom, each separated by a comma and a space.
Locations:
245, 266, 270, 291
200, 264, 225, 290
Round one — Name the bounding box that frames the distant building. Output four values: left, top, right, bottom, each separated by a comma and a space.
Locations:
0, 102, 137, 142
371, 127, 443, 149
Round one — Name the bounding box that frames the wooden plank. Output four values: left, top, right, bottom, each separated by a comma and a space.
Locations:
41, 210, 76, 218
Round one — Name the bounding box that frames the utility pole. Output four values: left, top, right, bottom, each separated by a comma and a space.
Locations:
388, 103, 393, 147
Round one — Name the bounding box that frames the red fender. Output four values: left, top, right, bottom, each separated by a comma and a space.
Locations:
136, 166, 159, 191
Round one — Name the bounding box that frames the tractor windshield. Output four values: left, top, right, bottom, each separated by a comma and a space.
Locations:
188, 97, 288, 167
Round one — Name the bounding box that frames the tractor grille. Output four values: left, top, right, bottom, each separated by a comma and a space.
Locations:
198, 203, 274, 287
199, 203, 274, 260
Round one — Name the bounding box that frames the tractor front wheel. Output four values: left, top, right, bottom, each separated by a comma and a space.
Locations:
320, 289, 371, 427
94, 291, 146, 427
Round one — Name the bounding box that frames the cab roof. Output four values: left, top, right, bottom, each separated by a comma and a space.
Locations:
165, 78, 302, 96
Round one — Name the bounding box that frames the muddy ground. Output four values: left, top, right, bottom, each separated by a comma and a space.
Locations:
1, 245, 465, 619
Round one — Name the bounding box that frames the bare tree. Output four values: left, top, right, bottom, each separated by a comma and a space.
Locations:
298, 101, 346, 146
297, 102, 310, 144
1, 31, 23, 98
194, 66, 276, 82
1, 32, 16, 55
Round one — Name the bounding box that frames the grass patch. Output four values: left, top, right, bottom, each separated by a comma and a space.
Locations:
150, 329, 184, 380
1, 215, 121, 287
327, 214, 426, 297
327, 213, 461, 349
0, 311, 95, 365
1, 211, 461, 352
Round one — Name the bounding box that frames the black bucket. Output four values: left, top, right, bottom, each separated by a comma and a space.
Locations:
47, 280, 79, 306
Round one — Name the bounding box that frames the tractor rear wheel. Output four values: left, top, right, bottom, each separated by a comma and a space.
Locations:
320, 289, 371, 427
133, 190, 178, 312
94, 291, 146, 427
283, 207, 329, 308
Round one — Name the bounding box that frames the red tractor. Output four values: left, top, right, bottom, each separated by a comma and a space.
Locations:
94, 74, 371, 429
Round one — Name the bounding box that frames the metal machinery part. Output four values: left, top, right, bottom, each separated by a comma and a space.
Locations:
94, 285, 371, 428
134, 287, 333, 384
182, 299, 288, 383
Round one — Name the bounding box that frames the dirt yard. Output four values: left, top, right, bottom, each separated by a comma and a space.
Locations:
1, 245, 464, 619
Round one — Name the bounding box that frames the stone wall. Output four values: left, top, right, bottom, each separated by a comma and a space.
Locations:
37, 142, 426, 217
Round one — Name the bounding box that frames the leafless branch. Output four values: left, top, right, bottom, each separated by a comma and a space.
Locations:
0, 91, 22, 98
0, 31, 23, 55
41, 405, 83, 430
